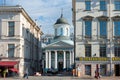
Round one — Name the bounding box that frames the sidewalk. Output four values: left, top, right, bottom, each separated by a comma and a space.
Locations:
0, 75, 119, 80
75, 76, 120, 80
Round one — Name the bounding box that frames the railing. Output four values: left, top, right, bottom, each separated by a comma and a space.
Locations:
76, 57, 120, 61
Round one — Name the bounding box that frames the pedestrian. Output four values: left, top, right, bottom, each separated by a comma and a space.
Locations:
72, 69, 76, 76
23, 68, 29, 79
0, 69, 2, 77
95, 70, 100, 79
95, 70, 97, 78
3, 68, 8, 79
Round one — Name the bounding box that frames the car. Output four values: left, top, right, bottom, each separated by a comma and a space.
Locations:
47, 69, 58, 74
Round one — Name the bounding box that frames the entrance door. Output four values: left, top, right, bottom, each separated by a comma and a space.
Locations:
115, 64, 120, 76
58, 62, 63, 71
85, 65, 91, 75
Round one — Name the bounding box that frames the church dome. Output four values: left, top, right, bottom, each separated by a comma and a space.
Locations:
55, 14, 69, 25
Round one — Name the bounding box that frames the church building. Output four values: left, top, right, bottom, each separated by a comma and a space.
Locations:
43, 13, 74, 72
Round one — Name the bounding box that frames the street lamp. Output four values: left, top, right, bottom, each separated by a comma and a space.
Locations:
108, 0, 113, 76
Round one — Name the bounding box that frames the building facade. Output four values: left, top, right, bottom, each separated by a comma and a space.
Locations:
43, 14, 74, 73
0, 6, 43, 76
41, 34, 54, 45
72, 0, 120, 77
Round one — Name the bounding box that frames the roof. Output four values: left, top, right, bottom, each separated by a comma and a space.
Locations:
0, 5, 43, 34
54, 14, 69, 25
54, 36, 70, 41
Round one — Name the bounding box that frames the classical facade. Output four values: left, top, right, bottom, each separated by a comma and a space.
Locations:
0, 6, 43, 76
72, 0, 120, 77
43, 14, 74, 72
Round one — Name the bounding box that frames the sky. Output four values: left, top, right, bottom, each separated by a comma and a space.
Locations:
0, 0, 73, 35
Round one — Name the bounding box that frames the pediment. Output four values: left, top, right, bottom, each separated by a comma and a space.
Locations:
82, 15, 94, 20
97, 16, 109, 21
112, 15, 120, 21
45, 40, 73, 49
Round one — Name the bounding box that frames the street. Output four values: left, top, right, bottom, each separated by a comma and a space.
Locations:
0, 76, 120, 80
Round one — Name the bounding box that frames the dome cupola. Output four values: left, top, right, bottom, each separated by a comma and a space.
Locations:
54, 12, 70, 41
55, 14, 69, 25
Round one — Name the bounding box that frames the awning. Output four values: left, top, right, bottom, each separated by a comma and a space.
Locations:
0, 61, 18, 67
9, 68, 18, 73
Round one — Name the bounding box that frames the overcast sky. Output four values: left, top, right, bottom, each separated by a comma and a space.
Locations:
0, 0, 73, 34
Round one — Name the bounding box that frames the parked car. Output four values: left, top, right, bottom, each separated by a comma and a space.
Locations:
47, 68, 58, 74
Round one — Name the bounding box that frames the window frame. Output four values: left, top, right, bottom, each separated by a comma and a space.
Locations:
100, 44, 106, 57
85, 1, 91, 11
99, 20, 107, 38
8, 44, 15, 58
114, 1, 120, 10
85, 44, 91, 57
115, 44, 120, 57
85, 20, 92, 38
8, 21, 15, 37
114, 21, 120, 37
100, 1, 107, 11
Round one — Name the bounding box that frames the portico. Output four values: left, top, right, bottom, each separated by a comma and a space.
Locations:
45, 50, 74, 71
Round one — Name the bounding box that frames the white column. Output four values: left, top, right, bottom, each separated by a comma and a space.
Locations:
83, 20, 85, 39
70, 51, 72, 68
72, 50, 74, 64
63, 51, 66, 69
55, 51, 57, 69
49, 51, 51, 68
45, 50, 48, 69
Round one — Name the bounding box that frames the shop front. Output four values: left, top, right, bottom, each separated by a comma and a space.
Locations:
0, 61, 19, 77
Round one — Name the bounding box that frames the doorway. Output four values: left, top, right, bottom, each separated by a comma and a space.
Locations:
85, 65, 91, 76
58, 62, 63, 71
115, 64, 120, 76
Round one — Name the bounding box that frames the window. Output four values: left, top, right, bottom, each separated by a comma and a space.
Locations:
115, 1, 120, 10
60, 28, 63, 35
85, 44, 91, 57
55, 29, 57, 36
66, 28, 68, 36
100, 65, 106, 76
8, 21, 15, 36
85, 1, 91, 10
100, 44, 106, 57
85, 21, 92, 38
99, 21, 107, 38
100, 1, 106, 10
115, 44, 120, 57
114, 21, 120, 37
8, 44, 15, 58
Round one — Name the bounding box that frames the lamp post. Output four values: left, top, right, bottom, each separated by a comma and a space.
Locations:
109, 0, 113, 76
